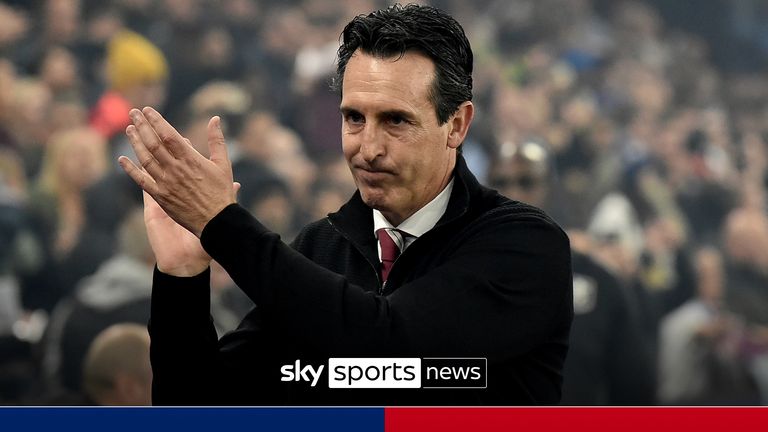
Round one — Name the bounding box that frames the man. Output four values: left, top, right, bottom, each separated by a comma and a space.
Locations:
490, 139, 655, 405
118, 4, 572, 405
82, 323, 153, 406
659, 247, 758, 404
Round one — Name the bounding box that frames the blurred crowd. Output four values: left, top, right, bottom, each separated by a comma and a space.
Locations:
1, 0, 768, 405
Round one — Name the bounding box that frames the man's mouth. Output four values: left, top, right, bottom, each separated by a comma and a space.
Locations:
355, 165, 395, 175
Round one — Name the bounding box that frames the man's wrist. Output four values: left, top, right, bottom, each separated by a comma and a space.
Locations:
156, 262, 211, 277
193, 199, 238, 238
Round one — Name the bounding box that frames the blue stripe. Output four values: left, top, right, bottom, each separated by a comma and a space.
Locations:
0, 407, 384, 432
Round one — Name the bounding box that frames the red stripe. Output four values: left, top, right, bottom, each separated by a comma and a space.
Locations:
385, 407, 768, 432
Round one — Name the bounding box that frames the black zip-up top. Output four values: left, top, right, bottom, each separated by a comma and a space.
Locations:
149, 155, 573, 405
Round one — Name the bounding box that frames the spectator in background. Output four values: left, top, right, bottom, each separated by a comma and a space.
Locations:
638, 215, 696, 317
658, 246, 758, 405
723, 208, 768, 403
89, 30, 168, 146
234, 111, 318, 218
0, 3, 29, 56
675, 127, 739, 245
3, 0, 80, 77
489, 138, 554, 211
586, 191, 665, 358
41, 0, 82, 50
551, 92, 623, 230
23, 127, 108, 312
37, 46, 81, 98
490, 139, 655, 405
82, 323, 152, 406
184, 80, 252, 160
6, 78, 53, 179
187, 81, 251, 124
164, 25, 242, 123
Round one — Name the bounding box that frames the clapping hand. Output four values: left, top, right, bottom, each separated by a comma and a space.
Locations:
118, 107, 238, 276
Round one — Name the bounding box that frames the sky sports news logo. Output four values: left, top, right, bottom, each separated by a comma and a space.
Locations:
280, 358, 487, 389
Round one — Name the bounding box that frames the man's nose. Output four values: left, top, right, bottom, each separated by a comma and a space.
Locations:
360, 124, 385, 163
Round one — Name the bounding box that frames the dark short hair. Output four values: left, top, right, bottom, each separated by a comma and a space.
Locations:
332, 4, 473, 125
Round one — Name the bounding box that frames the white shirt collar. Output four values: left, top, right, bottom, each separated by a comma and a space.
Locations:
373, 178, 454, 252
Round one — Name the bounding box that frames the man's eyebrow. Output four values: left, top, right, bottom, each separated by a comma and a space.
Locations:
378, 109, 415, 121
339, 106, 360, 116
339, 107, 417, 122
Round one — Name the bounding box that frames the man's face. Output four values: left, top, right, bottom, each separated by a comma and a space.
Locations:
341, 51, 459, 225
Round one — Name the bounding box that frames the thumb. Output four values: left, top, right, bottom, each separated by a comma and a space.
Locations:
208, 116, 230, 166
142, 190, 159, 209
142, 190, 166, 221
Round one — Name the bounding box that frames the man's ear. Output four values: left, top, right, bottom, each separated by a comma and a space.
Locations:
447, 101, 474, 149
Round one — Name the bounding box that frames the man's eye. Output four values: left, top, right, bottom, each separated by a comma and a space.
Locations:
347, 113, 364, 124
388, 116, 407, 126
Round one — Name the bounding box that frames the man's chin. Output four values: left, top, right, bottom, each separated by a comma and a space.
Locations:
359, 190, 389, 211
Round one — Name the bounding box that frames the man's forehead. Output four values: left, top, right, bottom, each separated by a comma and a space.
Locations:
344, 50, 435, 78
341, 51, 435, 110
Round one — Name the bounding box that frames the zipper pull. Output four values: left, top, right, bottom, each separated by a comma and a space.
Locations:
379, 280, 388, 295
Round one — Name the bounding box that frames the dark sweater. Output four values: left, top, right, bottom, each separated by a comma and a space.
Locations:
149, 156, 573, 405
561, 252, 655, 405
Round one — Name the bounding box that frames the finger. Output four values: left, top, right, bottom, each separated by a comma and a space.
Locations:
207, 116, 231, 167
129, 108, 176, 166
125, 125, 164, 179
142, 106, 194, 159
118, 155, 160, 196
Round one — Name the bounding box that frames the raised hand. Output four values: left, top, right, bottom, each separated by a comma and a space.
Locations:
118, 107, 236, 237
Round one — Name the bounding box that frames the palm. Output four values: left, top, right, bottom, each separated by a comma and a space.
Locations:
143, 192, 211, 276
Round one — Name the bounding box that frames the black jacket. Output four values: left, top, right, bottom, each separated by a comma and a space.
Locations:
149, 156, 573, 405
561, 252, 655, 405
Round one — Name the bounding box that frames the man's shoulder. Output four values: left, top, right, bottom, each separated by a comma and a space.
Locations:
469, 189, 565, 236
484, 198, 557, 223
